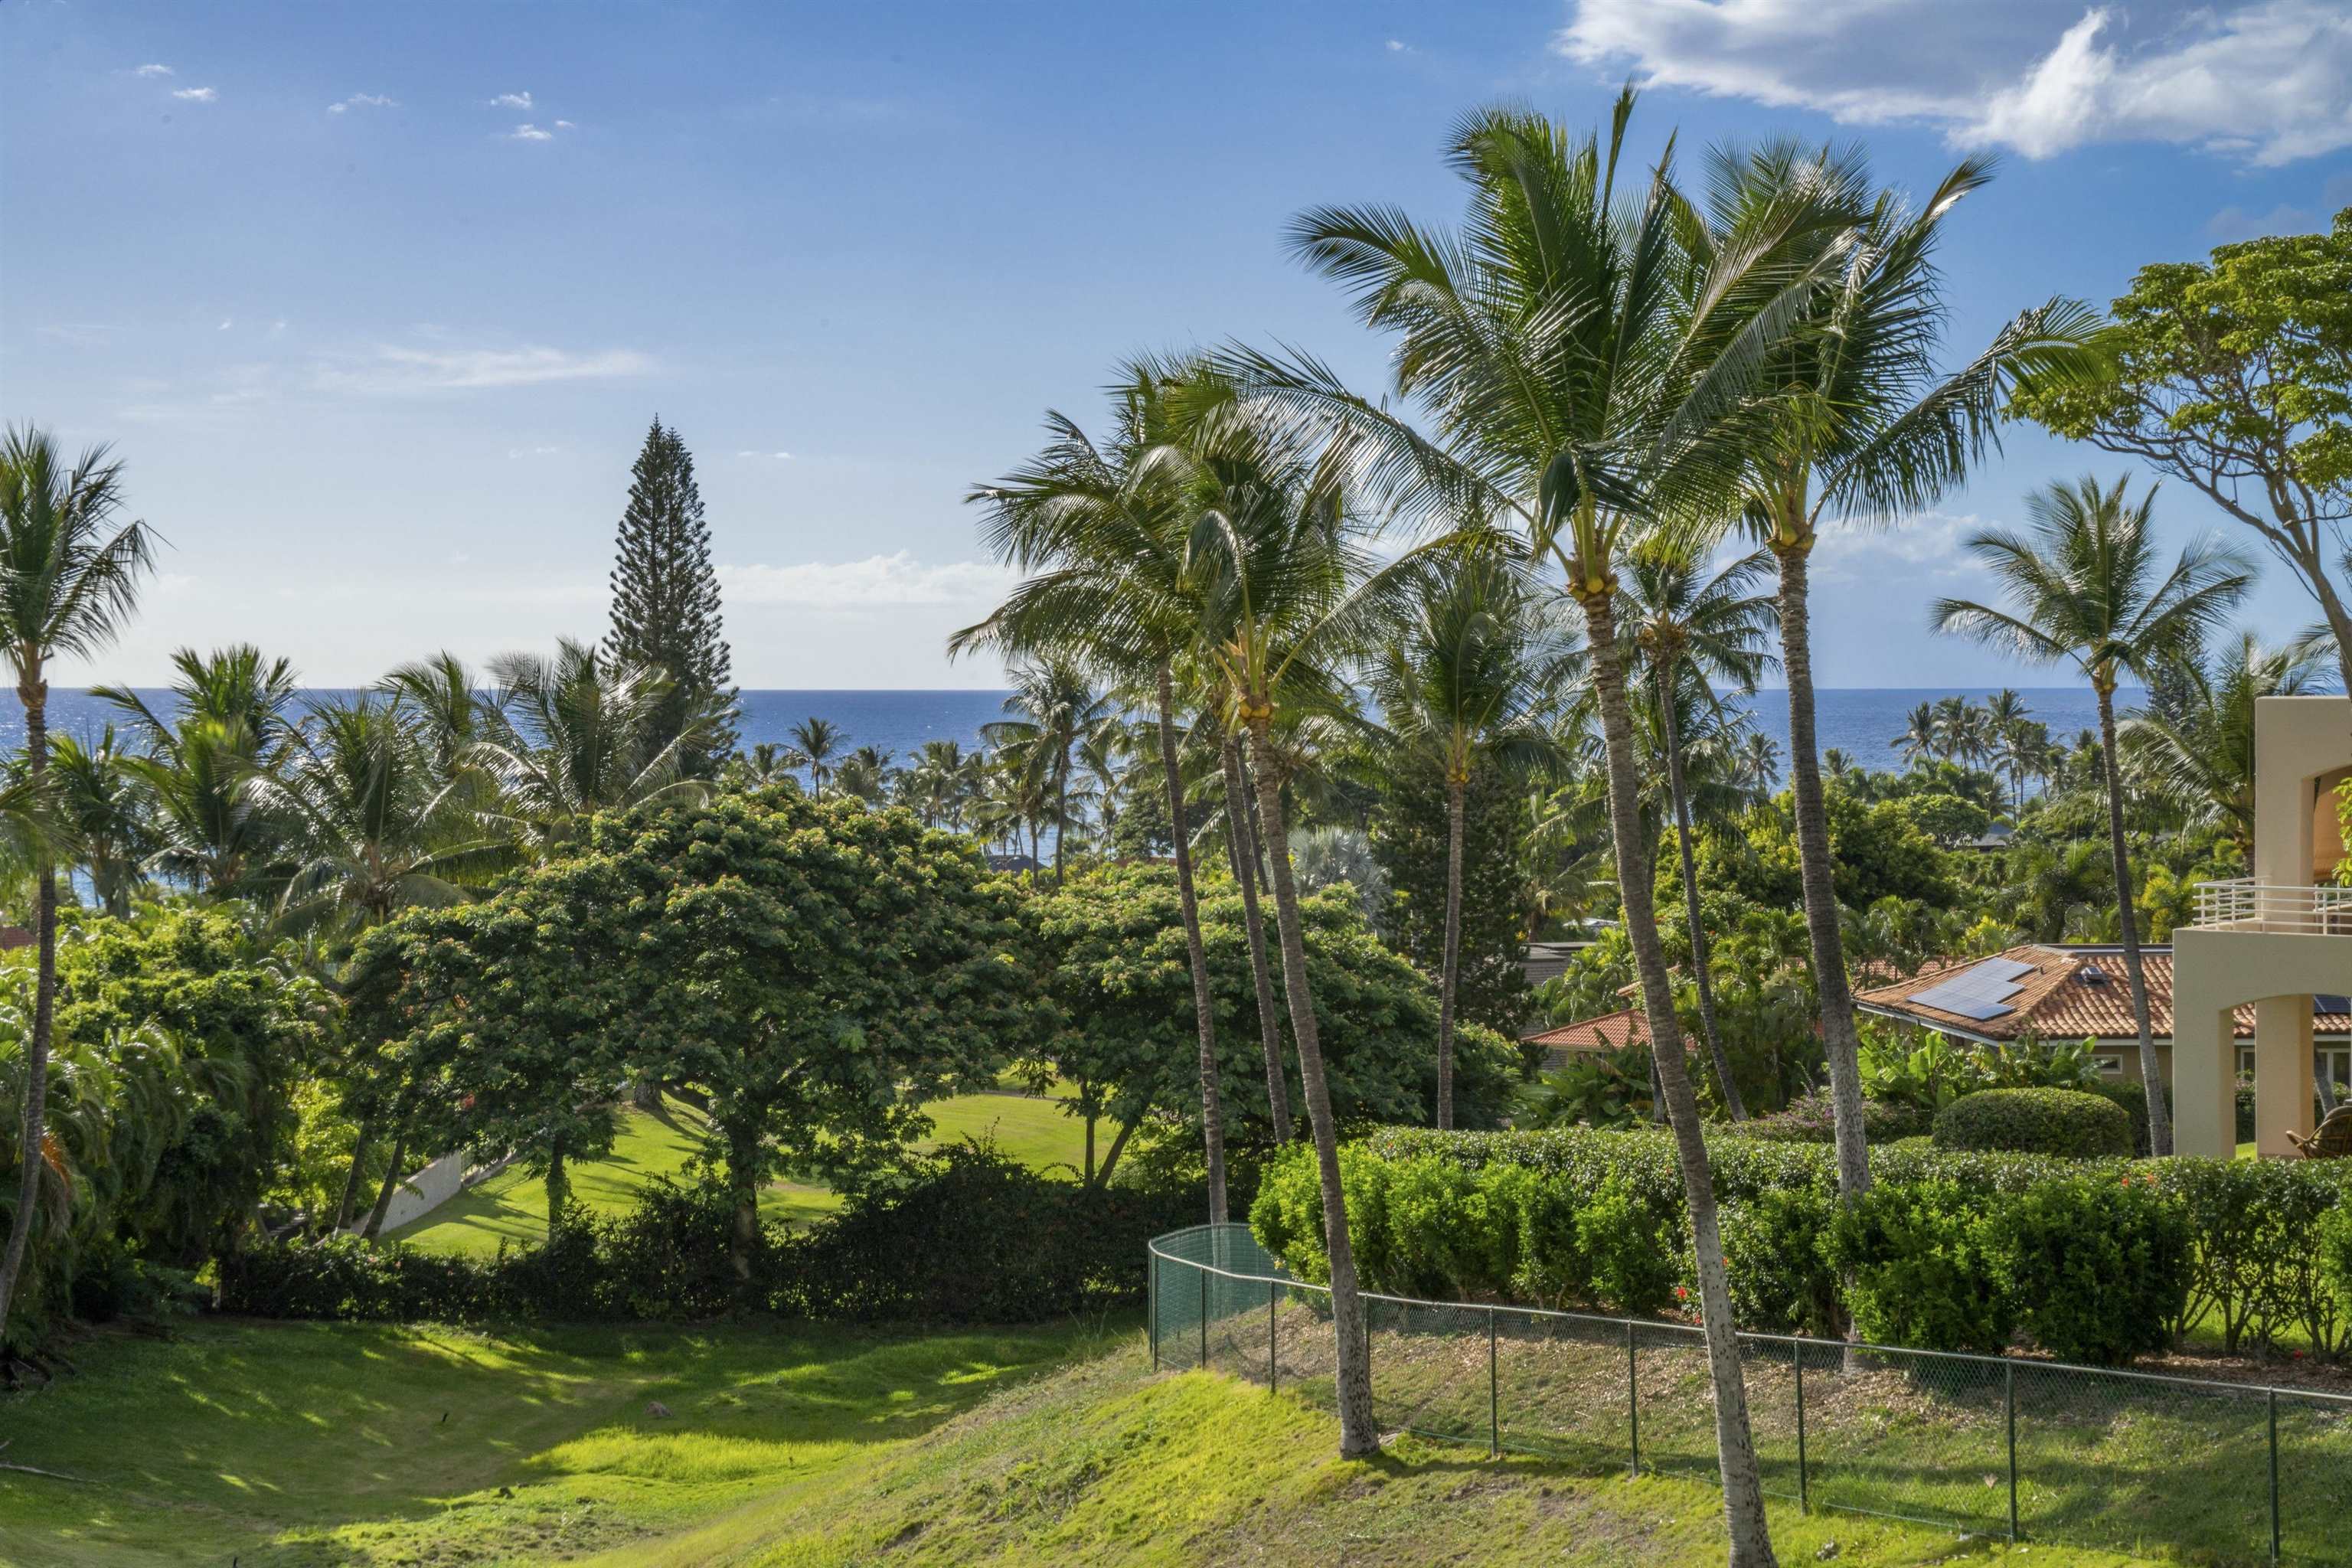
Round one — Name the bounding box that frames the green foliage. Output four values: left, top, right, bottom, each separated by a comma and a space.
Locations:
2321, 1204, 2352, 1323
1260, 1126, 2349, 1365
1858, 1026, 2100, 1116
1988, 1171, 2188, 1366
1824, 1180, 2013, 1354
1687, 790, 1956, 913
1726, 1089, 1929, 1145
1514, 1044, 1655, 1131
221, 1144, 1196, 1325
1024, 863, 1521, 1142
1368, 756, 1534, 1037
1932, 1087, 2133, 1159
1880, 792, 1991, 848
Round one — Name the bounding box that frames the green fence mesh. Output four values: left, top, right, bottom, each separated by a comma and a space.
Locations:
1149, 1223, 2351, 1566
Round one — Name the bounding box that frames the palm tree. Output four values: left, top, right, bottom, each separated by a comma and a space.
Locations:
1707, 142, 2102, 1210
472, 639, 712, 856
256, 697, 501, 935
0, 426, 155, 1338
1242, 100, 1854, 1533
1623, 540, 1775, 1120
1364, 544, 1573, 1127
2125, 629, 2330, 858
1932, 475, 2252, 1155
983, 659, 1114, 885
957, 367, 1246, 1225
1177, 377, 1388, 1459
1733, 730, 1782, 802
1893, 702, 1939, 769
787, 717, 843, 799
48, 727, 150, 917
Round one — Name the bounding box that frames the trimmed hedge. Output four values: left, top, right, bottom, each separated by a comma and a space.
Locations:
1723, 1090, 1931, 1146
1254, 1127, 2350, 1364
1933, 1087, 2134, 1158
220, 1145, 1199, 1325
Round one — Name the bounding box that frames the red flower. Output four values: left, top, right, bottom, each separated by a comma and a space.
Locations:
1674, 1285, 1690, 1302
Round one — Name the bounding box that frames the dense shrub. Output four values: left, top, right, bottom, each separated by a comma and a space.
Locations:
1824, 1181, 2014, 1353
1261, 1125, 2350, 1365
221, 1146, 1198, 1325
2082, 1080, 2173, 1158
1933, 1088, 2133, 1158
1726, 1089, 1930, 1146
1987, 1171, 2189, 1365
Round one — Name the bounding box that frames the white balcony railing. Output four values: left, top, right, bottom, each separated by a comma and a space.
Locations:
2192, 878, 2352, 935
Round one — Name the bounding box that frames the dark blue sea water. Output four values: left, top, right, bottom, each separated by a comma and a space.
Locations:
7, 685, 2127, 776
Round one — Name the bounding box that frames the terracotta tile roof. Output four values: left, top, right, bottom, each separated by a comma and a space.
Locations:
1520, 1007, 1651, 1054
1855, 944, 2352, 1041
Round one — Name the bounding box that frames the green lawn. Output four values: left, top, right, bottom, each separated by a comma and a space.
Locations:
390, 1088, 1090, 1256
0, 1316, 2164, 1567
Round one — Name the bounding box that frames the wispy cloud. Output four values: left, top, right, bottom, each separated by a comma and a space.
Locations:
328, 93, 398, 115
489, 90, 533, 109
509, 123, 555, 142
217, 318, 234, 332
172, 86, 219, 103
1810, 511, 1985, 582
1386, 38, 1413, 52
132, 64, 175, 79
719, 553, 1018, 609
736, 449, 795, 460
507, 445, 567, 459
2207, 201, 2315, 240
554, 119, 575, 129
315, 343, 652, 393
1558, 0, 2352, 165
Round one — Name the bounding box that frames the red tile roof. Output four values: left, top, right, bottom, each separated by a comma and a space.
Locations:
1855, 945, 2352, 1041
1521, 1007, 1651, 1053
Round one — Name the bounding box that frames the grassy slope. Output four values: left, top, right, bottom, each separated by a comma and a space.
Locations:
392, 1089, 1089, 1256
1, 1318, 2154, 1568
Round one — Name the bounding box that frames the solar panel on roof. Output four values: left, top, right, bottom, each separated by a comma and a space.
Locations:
2318, 995, 2350, 1015
1908, 955, 2035, 1019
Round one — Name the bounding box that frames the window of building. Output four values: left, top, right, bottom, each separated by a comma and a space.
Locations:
2095, 1054, 2124, 1077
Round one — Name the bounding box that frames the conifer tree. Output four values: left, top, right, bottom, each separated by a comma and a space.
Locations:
604, 417, 739, 766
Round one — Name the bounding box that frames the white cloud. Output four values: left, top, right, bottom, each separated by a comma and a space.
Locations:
509, 123, 555, 142
1386, 38, 1410, 52
736, 449, 795, 460
554, 119, 575, 129
328, 93, 397, 114
507, 445, 566, 458
172, 86, 219, 103
489, 91, 533, 109
1557, 1, 2352, 165
217, 318, 234, 331
1809, 511, 1985, 581
315, 343, 652, 394
132, 64, 174, 79
719, 552, 1019, 609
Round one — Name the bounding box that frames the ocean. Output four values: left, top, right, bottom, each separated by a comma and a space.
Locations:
6, 685, 2124, 775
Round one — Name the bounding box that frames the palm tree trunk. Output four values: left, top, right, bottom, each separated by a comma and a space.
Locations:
1436, 773, 1466, 1131
1053, 755, 1070, 887
1772, 542, 1870, 1200
0, 675, 54, 1334
2099, 685, 2171, 1155
1247, 712, 1377, 1459
1583, 587, 1777, 1566
1157, 664, 1229, 1223
1222, 736, 1292, 1139
1658, 668, 1746, 1120
361, 1130, 408, 1241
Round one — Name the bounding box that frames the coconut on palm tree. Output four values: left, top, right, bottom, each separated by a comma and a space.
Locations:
0, 426, 155, 1339
1932, 475, 2252, 1155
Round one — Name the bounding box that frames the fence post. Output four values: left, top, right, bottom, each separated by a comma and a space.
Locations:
1198, 1264, 1208, 1370
1268, 1279, 1278, 1393
1625, 1319, 1640, 1478
1148, 1251, 1158, 1370
1487, 1307, 1499, 1459
2004, 1361, 2019, 1544
1793, 1336, 1808, 1515
2269, 1387, 2282, 1566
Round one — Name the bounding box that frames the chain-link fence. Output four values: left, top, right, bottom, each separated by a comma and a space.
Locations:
1149, 1223, 2352, 1566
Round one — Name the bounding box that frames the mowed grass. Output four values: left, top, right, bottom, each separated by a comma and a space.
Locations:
0, 1316, 2166, 1568
391, 1087, 1089, 1256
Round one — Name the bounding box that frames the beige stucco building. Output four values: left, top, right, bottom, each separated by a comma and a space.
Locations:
2173, 696, 2352, 1158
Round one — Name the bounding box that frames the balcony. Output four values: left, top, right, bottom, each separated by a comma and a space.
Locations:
2191, 878, 2352, 936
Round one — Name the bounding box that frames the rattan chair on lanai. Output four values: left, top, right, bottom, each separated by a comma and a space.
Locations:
2286, 1102, 2352, 1158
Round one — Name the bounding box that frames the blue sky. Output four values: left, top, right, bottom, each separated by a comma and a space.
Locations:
5, 1, 2348, 688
